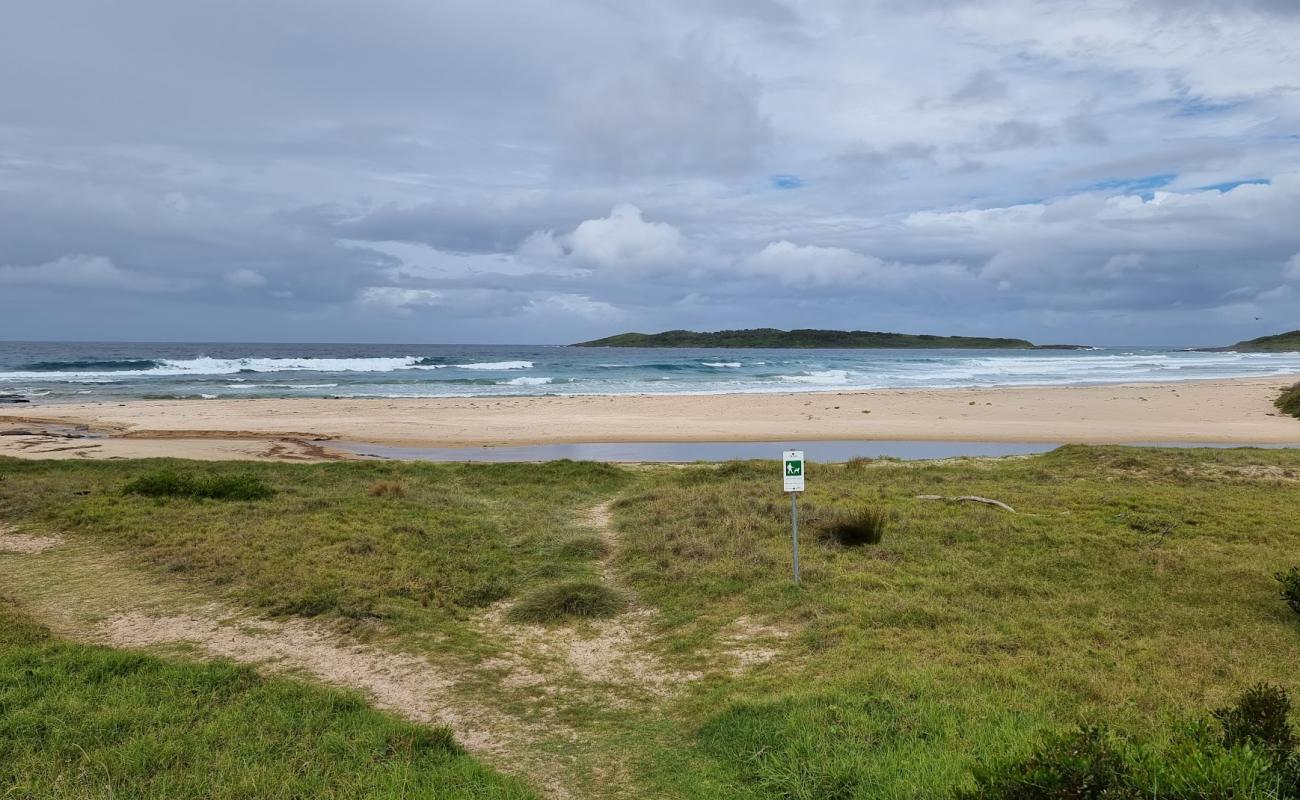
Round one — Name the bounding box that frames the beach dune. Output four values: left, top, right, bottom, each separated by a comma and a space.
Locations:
2, 377, 1298, 461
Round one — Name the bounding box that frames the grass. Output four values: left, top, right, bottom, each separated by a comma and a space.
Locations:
506, 580, 626, 624
0, 597, 533, 799
1278, 383, 1300, 419
4, 446, 1300, 798
0, 457, 627, 632
123, 469, 275, 500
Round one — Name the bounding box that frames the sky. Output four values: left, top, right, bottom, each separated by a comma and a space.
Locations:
2, 0, 1299, 346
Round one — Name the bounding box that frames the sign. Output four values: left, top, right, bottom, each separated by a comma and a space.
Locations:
783, 450, 805, 493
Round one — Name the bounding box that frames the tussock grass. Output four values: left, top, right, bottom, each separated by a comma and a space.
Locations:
814, 504, 889, 546
368, 479, 407, 498
123, 469, 274, 500
0, 598, 534, 799
1279, 383, 1300, 419
507, 580, 626, 624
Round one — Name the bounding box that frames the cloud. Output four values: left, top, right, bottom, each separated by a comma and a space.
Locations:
2, 1, 1300, 344
225, 268, 268, 288
556, 47, 770, 179
0, 255, 194, 293
563, 205, 687, 270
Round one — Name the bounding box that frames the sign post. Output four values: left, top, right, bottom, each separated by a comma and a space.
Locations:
783, 450, 805, 585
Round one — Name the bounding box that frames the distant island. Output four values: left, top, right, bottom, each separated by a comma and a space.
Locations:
1191, 330, 1300, 353
574, 328, 1090, 349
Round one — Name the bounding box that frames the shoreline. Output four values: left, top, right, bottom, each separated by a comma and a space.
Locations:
2, 376, 1298, 461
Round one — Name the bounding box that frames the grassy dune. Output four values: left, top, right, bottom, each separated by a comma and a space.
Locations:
0, 597, 534, 799
2, 447, 1300, 798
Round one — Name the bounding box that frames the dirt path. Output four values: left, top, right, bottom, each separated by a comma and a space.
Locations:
0, 501, 793, 799
0, 529, 578, 797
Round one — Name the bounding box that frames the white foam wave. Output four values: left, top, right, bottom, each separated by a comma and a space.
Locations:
505, 376, 553, 386
780, 369, 851, 385
454, 361, 533, 370
701, 361, 742, 368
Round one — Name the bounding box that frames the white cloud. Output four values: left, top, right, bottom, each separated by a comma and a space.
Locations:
1287, 252, 1300, 281
739, 241, 881, 286
358, 286, 443, 311
564, 205, 686, 270
524, 293, 623, 320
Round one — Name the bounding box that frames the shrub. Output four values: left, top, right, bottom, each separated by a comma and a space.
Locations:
123, 469, 274, 501
1277, 383, 1300, 419
367, 479, 407, 498
958, 725, 1141, 800
507, 580, 626, 623
1216, 683, 1295, 762
817, 505, 889, 547
1277, 567, 1300, 618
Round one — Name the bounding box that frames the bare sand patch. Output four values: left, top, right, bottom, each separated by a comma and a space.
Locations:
0, 525, 63, 554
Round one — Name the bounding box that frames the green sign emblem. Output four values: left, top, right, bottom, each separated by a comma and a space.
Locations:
785, 460, 802, 476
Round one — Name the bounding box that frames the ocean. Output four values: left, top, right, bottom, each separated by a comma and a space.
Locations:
2, 341, 1299, 404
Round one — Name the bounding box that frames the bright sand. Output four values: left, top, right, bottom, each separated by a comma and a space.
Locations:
1, 376, 1298, 462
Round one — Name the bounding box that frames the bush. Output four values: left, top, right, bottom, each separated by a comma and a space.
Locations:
1277, 567, 1300, 618
958, 725, 1141, 800
817, 505, 889, 547
1216, 683, 1295, 762
959, 686, 1300, 800
123, 469, 274, 501
1277, 383, 1300, 419
507, 580, 626, 623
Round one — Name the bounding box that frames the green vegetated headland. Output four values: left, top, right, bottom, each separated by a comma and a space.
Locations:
573, 328, 1069, 349
1232, 330, 1300, 352
3, 447, 1300, 798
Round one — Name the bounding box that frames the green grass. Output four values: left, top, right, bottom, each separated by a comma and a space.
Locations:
1277, 383, 1300, 418
123, 468, 275, 500
0, 597, 533, 799
4, 446, 1300, 798
506, 580, 627, 624
0, 457, 627, 632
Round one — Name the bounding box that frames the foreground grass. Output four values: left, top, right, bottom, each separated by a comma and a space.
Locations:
0, 597, 533, 799
0, 458, 626, 640
613, 446, 1300, 797
3, 446, 1300, 798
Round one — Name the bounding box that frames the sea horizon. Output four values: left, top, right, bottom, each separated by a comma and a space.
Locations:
4, 340, 1299, 404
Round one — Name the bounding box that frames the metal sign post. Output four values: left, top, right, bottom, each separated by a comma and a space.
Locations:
783, 450, 805, 585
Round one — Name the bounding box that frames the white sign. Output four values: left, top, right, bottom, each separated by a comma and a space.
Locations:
783, 450, 805, 492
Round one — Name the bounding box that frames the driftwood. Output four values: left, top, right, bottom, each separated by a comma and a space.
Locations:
915, 495, 1016, 513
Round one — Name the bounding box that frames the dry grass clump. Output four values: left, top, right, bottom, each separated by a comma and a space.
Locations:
506, 580, 626, 624
367, 479, 407, 498
815, 504, 889, 547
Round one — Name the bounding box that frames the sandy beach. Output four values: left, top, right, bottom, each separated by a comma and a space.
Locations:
1, 376, 1298, 461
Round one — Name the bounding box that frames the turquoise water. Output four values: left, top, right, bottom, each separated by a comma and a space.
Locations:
2, 341, 1299, 403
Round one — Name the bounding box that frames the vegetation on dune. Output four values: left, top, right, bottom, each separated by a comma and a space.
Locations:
0, 598, 534, 799
1277, 383, 1300, 418
1279, 566, 1300, 618
123, 468, 275, 500
1233, 330, 1300, 352
573, 327, 1037, 349
812, 503, 889, 546
1, 457, 627, 627
506, 580, 626, 624
4, 446, 1300, 798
